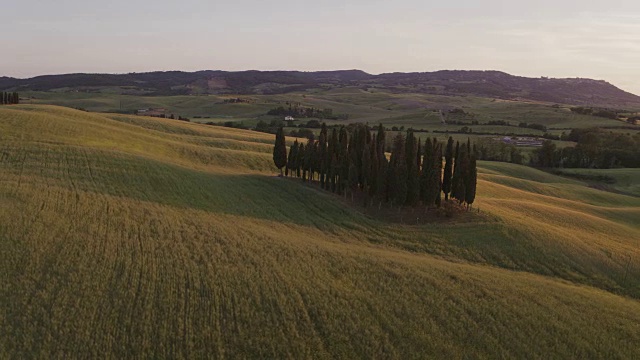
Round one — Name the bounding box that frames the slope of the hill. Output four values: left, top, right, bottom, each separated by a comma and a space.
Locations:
3, 69, 639, 108
1, 105, 639, 358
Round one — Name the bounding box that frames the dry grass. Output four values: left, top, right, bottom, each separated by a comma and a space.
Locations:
1, 105, 639, 358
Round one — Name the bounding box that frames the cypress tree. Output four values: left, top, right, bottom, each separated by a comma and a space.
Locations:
369, 135, 378, 198
330, 153, 338, 193
286, 140, 298, 176
389, 133, 407, 207
361, 142, 372, 193
421, 138, 442, 208
319, 123, 328, 187
452, 144, 469, 204
303, 139, 314, 181
416, 138, 422, 175
376, 124, 386, 157
420, 137, 433, 204
377, 153, 388, 205
465, 147, 478, 209
348, 147, 359, 200
432, 141, 443, 207
328, 128, 338, 191
405, 131, 420, 206
442, 137, 454, 200
310, 141, 319, 181
338, 127, 349, 195
296, 143, 305, 178
272, 127, 287, 176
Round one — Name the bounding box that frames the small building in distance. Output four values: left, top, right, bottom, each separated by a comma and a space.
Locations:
284, 116, 296, 126
497, 136, 544, 147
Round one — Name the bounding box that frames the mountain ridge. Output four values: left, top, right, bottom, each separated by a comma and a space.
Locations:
2, 69, 639, 108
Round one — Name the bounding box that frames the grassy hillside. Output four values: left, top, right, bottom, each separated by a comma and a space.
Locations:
1, 105, 639, 358
551, 168, 640, 197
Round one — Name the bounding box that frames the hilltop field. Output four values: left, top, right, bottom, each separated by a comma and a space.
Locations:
1, 105, 639, 358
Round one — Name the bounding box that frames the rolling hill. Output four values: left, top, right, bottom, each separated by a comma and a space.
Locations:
1, 105, 639, 358
3, 69, 640, 108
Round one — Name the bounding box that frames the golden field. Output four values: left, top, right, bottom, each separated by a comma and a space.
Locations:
1, 105, 639, 358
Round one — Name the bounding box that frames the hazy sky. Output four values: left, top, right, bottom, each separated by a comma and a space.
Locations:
3, 0, 640, 94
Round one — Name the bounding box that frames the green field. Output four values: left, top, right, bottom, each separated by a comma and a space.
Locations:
1, 105, 639, 358
25, 87, 639, 156
24, 88, 634, 131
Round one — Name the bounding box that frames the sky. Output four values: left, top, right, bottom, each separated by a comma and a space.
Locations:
3, 0, 640, 94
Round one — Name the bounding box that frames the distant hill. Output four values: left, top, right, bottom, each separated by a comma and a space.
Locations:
2, 69, 639, 108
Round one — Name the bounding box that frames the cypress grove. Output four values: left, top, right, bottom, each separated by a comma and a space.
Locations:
0, 92, 19, 105
274, 124, 479, 210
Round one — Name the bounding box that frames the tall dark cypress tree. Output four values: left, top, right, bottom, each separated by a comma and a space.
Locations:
442, 136, 454, 200
405, 131, 420, 206
420, 137, 433, 204
338, 127, 349, 195
465, 146, 478, 209
328, 128, 338, 191
330, 153, 338, 193
296, 143, 305, 178
286, 140, 298, 176
361, 142, 372, 194
310, 141, 319, 181
272, 127, 287, 176
389, 133, 407, 207
451, 143, 469, 204
376, 124, 386, 156
303, 139, 314, 181
377, 154, 388, 205
416, 138, 422, 169
433, 141, 443, 207
348, 145, 359, 200
319, 123, 328, 187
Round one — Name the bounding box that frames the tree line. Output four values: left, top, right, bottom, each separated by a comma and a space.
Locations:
1, 92, 19, 105
273, 124, 478, 209
532, 128, 640, 168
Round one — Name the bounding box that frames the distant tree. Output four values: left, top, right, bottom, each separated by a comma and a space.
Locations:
534, 140, 557, 167
272, 127, 288, 176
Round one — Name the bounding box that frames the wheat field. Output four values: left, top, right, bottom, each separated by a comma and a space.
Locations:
1, 105, 639, 358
